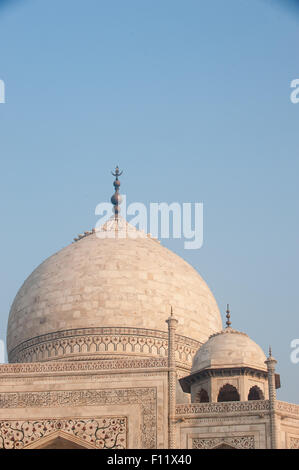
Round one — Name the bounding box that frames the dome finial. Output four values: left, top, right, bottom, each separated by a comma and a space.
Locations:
265, 344, 277, 367
111, 166, 123, 220
225, 304, 231, 328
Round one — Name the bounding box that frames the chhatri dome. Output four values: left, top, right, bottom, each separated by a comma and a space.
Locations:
180, 305, 274, 404
191, 309, 267, 374
7, 168, 222, 363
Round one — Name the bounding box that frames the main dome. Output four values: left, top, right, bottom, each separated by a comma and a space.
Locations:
7, 218, 222, 363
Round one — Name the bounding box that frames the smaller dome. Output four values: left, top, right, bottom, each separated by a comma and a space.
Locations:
192, 327, 267, 373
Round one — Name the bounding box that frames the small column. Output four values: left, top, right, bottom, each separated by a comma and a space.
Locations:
166, 307, 178, 449
265, 346, 279, 449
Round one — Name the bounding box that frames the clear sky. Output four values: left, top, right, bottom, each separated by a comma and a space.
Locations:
0, 0, 298, 403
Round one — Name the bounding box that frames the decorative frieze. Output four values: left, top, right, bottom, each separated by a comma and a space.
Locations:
180, 415, 265, 426
0, 357, 168, 376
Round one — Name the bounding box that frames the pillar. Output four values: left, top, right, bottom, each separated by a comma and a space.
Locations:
166, 307, 178, 449
265, 347, 279, 449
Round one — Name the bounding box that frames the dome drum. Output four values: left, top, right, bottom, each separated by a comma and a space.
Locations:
8, 326, 201, 366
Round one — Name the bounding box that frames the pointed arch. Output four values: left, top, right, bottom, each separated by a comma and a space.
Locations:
212, 442, 236, 449
248, 385, 264, 400
195, 388, 209, 403
23, 430, 96, 449
217, 383, 240, 402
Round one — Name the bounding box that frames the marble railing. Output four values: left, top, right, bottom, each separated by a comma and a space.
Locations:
276, 400, 299, 416
176, 400, 270, 415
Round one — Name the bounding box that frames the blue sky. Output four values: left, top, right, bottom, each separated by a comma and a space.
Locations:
0, 0, 298, 403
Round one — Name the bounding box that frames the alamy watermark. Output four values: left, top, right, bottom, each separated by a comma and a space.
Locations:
290, 339, 299, 364
95, 196, 204, 249
0, 80, 5, 103
290, 79, 299, 104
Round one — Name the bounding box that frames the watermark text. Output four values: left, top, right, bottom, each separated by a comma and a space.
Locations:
95, 196, 204, 250
290, 339, 299, 364
0, 80, 5, 103
290, 79, 299, 104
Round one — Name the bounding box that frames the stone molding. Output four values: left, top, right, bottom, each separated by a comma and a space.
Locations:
180, 415, 266, 426
0, 357, 168, 376
0, 416, 127, 449
0, 387, 157, 448
8, 327, 201, 366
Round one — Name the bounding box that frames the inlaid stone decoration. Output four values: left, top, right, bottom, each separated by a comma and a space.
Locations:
192, 436, 255, 449
0, 417, 127, 449
289, 437, 299, 449
0, 387, 157, 449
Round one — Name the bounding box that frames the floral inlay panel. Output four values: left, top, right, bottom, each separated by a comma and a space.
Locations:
0, 417, 127, 449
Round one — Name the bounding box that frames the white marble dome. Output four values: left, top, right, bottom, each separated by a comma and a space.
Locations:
191, 327, 267, 373
7, 218, 222, 362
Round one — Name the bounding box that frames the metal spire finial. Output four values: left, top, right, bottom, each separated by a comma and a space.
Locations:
111, 166, 123, 219
111, 165, 123, 179
225, 304, 231, 328
269, 345, 272, 357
